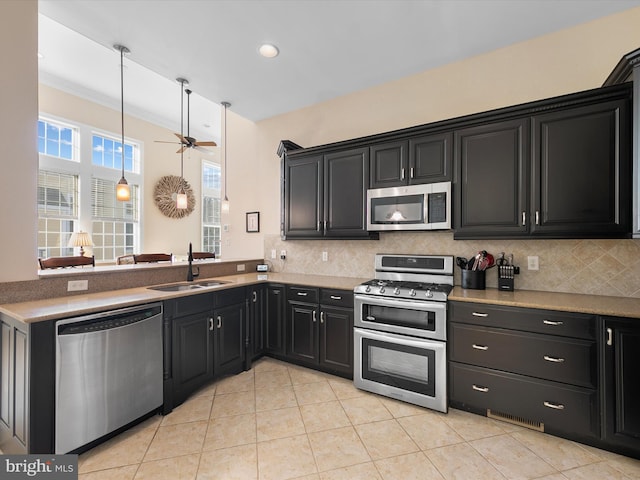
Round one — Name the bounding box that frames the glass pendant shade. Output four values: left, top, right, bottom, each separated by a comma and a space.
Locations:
176, 187, 188, 209
116, 177, 130, 201
221, 196, 230, 213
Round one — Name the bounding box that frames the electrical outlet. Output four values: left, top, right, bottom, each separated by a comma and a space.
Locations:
67, 280, 88, 292
280, 249, 286, 260
236, 264, 245, 272
322, 251, 328, 262
223, 224, 230, 232
271, 249, 277, 259
527, 256, 539, 271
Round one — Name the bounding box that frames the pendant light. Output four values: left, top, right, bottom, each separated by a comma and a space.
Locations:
221, 101, 231, 213
114, 44, 130, 202
176, 78, 189, 209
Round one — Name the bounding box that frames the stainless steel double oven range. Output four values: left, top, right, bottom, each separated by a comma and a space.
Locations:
353, 254, 453, 413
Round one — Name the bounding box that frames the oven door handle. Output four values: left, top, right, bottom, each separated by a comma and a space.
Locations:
354, 327, 445, 350
354, 294, 447, 313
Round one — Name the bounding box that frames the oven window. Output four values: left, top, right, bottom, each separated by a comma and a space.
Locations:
362, 337, 435, 397
364, 304, 436, 331
370, 194, 424, 224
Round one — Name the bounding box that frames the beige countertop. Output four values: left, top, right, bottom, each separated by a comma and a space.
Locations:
0, 272, 369, 324
2, 272, 639, 323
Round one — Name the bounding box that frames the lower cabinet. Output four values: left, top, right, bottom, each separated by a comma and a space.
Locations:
247, 284, 266, 365
601, 317, 640, 456
264, 284, 286, 355
286, 286, 353, 377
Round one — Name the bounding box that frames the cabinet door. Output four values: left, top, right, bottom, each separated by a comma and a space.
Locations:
284, 155, 323, 237
248, 286, 265, 361
287, 301, 318, 364
319, 306, 353, 377
370, 140, 408, 188
324, 147, 370, 237
409, 132, 452, 184
213, 303, 246, 377
172, 313, 213, 405
531, 100, 630, 237
265, 285, 285, 355
454, 119, 529, 238
602, 317, 640, 453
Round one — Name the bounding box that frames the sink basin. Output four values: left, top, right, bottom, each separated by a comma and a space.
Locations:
148, 280, 230, 292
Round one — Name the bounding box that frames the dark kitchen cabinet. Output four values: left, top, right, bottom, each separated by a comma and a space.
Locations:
601, 317, 640, 457
286, 286, 353, 378
247, 284, 266, 365
530, 100, 630, 236
370, 133, 452, 188
454, 118, 529, 238
212, 289, 246, 377
283, 147, 376, 239
265, 284, 286, 355
449, 301, 599, 443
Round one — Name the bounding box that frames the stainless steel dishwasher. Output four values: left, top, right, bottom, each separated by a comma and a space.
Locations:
55, 303, 163, 454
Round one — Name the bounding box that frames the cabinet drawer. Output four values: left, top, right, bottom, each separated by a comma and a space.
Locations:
450, 362, 598, 439
167, 293, 213, 317
212, 287, 246, 309
287, 286, 319, 303
320, 289, 353, 308
450, 301, 595, 340
450, 323, 596, 388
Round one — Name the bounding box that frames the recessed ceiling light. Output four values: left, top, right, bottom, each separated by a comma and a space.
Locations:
259, 43, 279, 58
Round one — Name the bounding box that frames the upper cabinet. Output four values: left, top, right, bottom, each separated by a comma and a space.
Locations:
369, 133, 452, 188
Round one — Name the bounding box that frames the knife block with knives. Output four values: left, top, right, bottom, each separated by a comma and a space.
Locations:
497, 253, 520, 291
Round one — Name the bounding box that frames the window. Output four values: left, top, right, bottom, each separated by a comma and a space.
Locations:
202, 161, 221, 256
37, 116, 142, 263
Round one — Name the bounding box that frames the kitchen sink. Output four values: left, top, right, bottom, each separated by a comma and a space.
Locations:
148, 280, 230, 292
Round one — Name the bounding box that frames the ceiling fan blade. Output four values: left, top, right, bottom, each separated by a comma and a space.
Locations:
195, 146, 216, 155
174, 133, 189, 144
194, 141, 217, 147
177, 146, 187, 154
155, 140, 181, 144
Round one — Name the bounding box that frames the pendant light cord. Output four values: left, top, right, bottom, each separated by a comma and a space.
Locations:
222, 102, 230, 202
120, 46, 125, 180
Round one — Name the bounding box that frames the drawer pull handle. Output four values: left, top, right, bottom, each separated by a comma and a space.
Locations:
472, 312, 489, 318
543, 355, 565, 363
330, 295, 342, 300
607, 328, 613, 346
543, 401, 565, 410
366, 316, 376, 321
297, 292, 308, 296
472, 344, 489, 351
472, 385, 489, 393
543, 320, 563, 326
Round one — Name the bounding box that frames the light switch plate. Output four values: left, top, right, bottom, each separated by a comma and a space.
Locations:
67, 280, 88, 291
527, 256, 539, 270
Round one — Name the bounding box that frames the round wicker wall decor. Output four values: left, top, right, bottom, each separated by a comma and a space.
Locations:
153, 175, 196, 218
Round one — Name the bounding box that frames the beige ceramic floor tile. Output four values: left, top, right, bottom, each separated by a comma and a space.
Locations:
257, 434, 318, 480
511, 430, 601, 471
255, 368, 292, 390
530, 475, 570, 480
327, 378, 368, 400
288, 365, 331, 385
252, 357, 290, 374
197, 444, 258, 480
319, 462, 382, 480
256, 385, 298, 412
211, 390, 256, 418
161, 395, 213, 426
291, 475, 320, 480
144, 421, 208, 461
561, 461, 632, 480
214, 370, 255, 394
355, 419, 419, 460
79, 465, 139, 480
307, 426, 371, 472
426, 442, 508, 480
202, 413, 257, 451
379, 397, 432, 418
192, 381, 217, 398
470, 433, 557, 479
397, 413, 464, 450
441, 408, 508, 441
300, 401, 351, 433
374, 452, 445, 480
134, 454, 200, 480
340, 396, 392, 425
294, 381, 337, 405
256, 406, 306, 441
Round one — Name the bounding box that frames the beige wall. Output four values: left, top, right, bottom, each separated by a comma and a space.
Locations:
0, 0, 38, 282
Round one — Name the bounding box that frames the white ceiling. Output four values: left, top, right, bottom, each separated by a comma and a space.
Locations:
37, 0, 640, 144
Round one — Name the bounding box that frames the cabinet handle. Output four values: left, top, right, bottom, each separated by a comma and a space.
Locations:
312, 311, 317, 322
297, 292, 308, 296
273, 290, 280, 295
324, 220, 327, 231
320, 312, 325, 324
543, 320, 563, 326
366, 315, 376, 321
472, 385, 489, 393
543, 401, 565, 410
472, 312, 488, 318
410, 167, 415, 179
522, 211, 526, 226
252, 291, 257, 302
217, 316, 222, 329
208, 317, 214, 331
607, 328, 613, 346
330, 295, 342, 300
401, 168, 405, 180
543, 355, 565, 363
472, 344, 488, 351
535, 210, 540, 225
317, 221, 321, 231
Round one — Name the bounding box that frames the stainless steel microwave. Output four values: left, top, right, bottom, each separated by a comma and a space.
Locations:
367, 182, 451, 231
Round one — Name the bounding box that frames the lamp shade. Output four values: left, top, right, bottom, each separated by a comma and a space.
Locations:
68, 231, 93, 256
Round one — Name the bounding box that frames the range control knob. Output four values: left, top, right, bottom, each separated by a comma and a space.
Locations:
365, 285, 371, 293
409, 289, 416, 297
379, 287, 385, 294
394, 287, 401, 295
425, 290, 433, 298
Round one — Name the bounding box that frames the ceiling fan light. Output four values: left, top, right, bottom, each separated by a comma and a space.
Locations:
116, 177, 130, 201
259, 43, 279, 58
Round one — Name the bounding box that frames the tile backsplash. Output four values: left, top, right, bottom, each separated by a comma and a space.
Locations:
264, 232, 640, 298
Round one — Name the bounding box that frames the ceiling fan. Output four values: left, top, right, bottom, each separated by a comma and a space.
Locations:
156, 78, 217, 154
